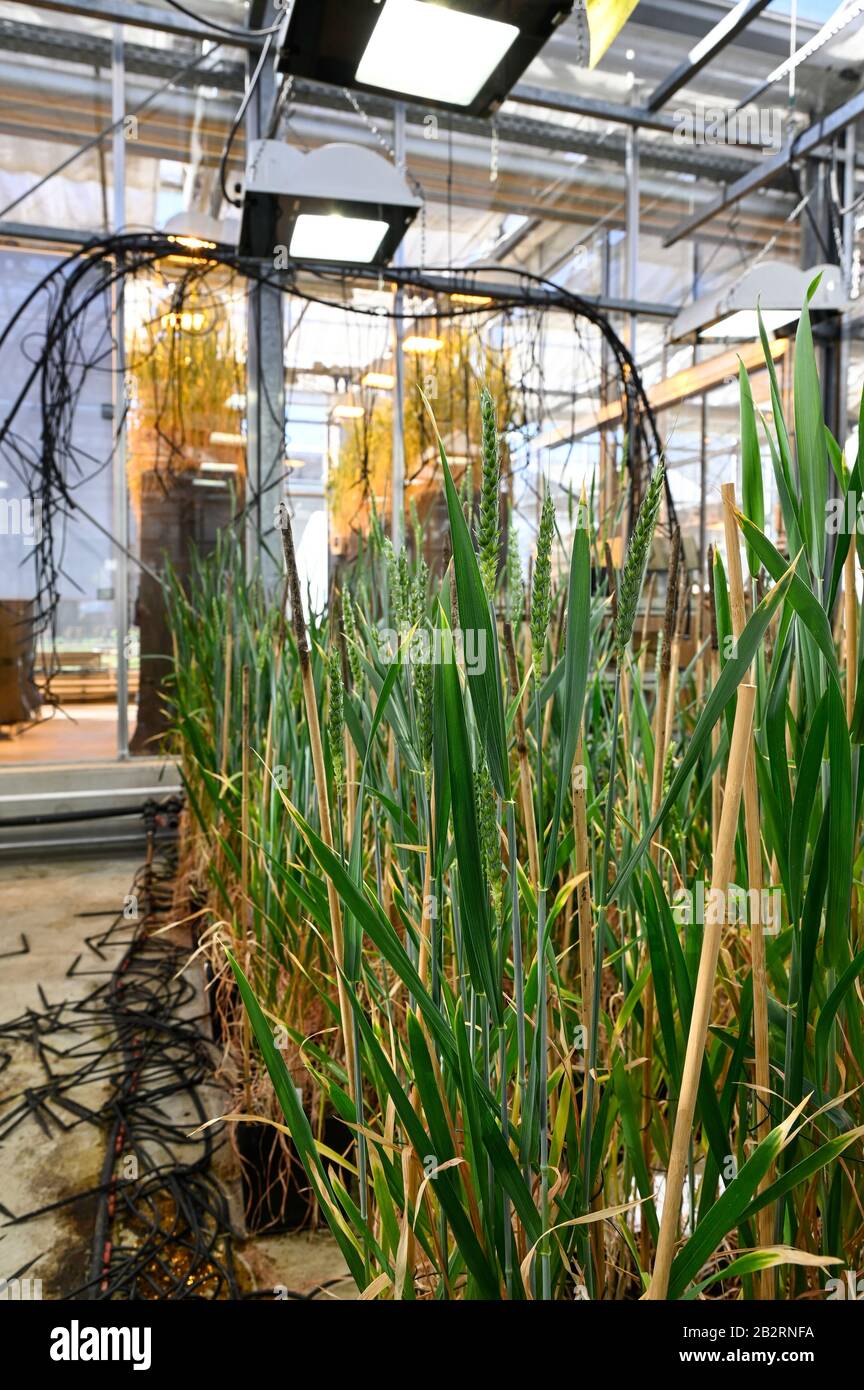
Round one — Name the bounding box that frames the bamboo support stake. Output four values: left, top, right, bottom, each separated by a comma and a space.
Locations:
646, 682, 756, 1301
345, 727, 357, 835
417, 795, 435, 991
662, 570, 685, 757
638, 573, 656, 681
280, 517, 356, 1103
694, 580, 705, 710
572, 737, 593, 1122
721, 483, 773, 1295
707, 548, 722, 861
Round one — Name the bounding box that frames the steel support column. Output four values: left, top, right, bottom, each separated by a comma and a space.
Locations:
111, 24, 129, 759
245, 4, 284, 590
391, 101, 407, 554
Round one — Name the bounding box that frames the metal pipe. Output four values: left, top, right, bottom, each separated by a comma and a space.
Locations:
111, 24, 129, 760
625, 126, 640, 358
391, 100, 406, 554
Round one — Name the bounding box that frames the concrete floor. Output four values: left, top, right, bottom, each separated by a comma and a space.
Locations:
0, 705, 133, 764
0, 854, 354, 1300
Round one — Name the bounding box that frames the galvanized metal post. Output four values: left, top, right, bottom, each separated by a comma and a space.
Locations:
625, 125, 639, 359
111, 23, 129, 759
245, 8, 285, 592
840, 124, 856, 440
391, 100, 406, 553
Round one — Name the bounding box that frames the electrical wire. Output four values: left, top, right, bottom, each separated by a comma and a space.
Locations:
0, 813, 244, 1300
159, 0, 284, 40
0, 820, 349, 1300
218, 33, 275, 210
0, 230, 669, 706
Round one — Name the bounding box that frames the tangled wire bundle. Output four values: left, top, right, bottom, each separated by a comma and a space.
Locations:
0, 231, 673, 706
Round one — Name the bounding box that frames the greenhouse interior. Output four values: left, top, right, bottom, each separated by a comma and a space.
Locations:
1, 0, 864, 1344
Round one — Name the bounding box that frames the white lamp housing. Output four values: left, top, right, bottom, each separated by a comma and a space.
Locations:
238, 140, 421, 263
670, 260, 847, 342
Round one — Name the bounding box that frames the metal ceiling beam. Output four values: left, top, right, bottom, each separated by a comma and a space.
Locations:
2, 0, 265, 48
286, 78, 757, 183
645, 0, 774, 111
665, 87, 864, 244
509, 81, 777, 150
0, 17, 246, 89
0, 219, 96, 246
0, 220, 679, 318
628, 0, 817, 58
0, 16, 758, 177
509, 84, 678, 135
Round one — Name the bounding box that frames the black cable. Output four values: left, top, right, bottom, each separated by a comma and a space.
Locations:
0, 795, 182, 829
0, 831, 242, 1299
0, 230, 668, 707
788, 156, 834, 263
160, 0, 283, 40
218, 33, 275, 210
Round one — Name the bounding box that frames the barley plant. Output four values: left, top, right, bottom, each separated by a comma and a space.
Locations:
166, 311, 864, 1299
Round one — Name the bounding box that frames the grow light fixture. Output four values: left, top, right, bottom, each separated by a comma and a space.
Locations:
161, 310, 206, 334
333, 404, 366, 419
238, 141, 420, 263
699, 309, 798, 340
361, 371, 396, 389
670, 261, 847, 342
199, 460, 239, 473
209, 431, 246, 447
161, 211, 238, 256
355, 1, 518, 106
402, 335, 444, 353
277, 1, 574, 116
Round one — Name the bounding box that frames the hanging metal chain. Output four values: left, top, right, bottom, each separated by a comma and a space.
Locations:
341, 87, 428, 266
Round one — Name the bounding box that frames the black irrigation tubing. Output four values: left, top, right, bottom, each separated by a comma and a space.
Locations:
0, 230, 672, 709
0, 821, 349, 1303
0, 831, 242, 1299
1, 794, 184, 830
